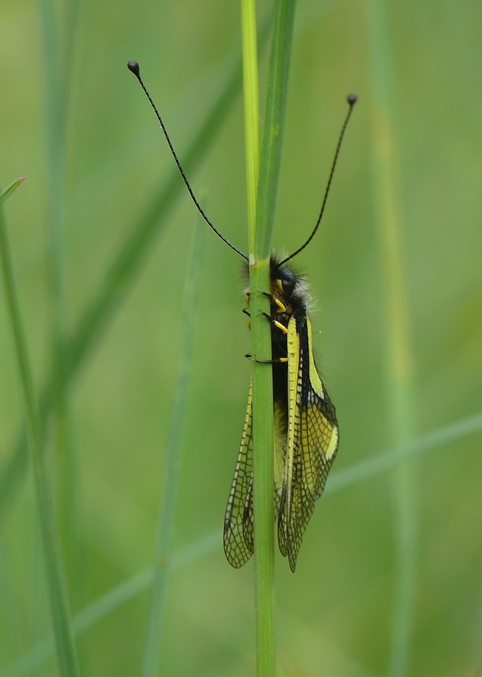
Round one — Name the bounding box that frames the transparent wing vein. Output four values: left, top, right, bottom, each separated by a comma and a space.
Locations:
223, 381, 254, 568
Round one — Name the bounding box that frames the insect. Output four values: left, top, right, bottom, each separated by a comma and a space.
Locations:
223, 256, 340, 572
128, 60, 356, 572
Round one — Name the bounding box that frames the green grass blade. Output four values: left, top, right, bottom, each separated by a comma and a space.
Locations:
367, 3, 418, 671
245, 0, 297, 675
0, 178, 26, 206
1, 530, 222, 677
241, 0, 260, 255
38, 0, 81, 590
141, 214, 205, 677
326, 411, 482, 495
242, 3, 275, 668
0, 197, 80, 676
254, 0, 296, 259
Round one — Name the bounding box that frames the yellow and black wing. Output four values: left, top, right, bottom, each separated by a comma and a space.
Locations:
278, 315, 339, 572
223, 380, 255, 567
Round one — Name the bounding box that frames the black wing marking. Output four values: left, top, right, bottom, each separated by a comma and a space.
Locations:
278, 316, 339, 572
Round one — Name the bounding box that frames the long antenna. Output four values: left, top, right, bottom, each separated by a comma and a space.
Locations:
277, 93, 357, 267
127, 60, 248, 260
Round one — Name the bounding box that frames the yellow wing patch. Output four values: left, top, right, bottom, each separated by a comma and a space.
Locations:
278, 316, 339, 572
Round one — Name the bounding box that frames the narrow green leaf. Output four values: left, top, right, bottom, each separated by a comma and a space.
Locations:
367, 2, 418, 673
244, 0, 297, 675
142, 213, 205, 677
38, 0, 79, 546
0, 199, 80, 676
241, 0, 261, 254
326, 412, 482, 495
0, 178, 25, 206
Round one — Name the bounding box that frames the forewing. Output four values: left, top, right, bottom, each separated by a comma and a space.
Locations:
278, 317, 339, 572
304, 317, 339, 499
223, 379, 254, 568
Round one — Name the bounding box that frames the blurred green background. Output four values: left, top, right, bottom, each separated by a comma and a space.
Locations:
1, 0, 481, 676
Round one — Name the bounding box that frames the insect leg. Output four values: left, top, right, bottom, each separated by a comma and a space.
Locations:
245, 354, 288, 364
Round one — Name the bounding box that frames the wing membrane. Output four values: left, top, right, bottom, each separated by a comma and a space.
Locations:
223, 381, 254, 568
224, 385, 286, 567
279, 316, 339, 572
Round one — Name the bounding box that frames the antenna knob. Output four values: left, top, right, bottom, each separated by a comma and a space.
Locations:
127, 60, 140, 76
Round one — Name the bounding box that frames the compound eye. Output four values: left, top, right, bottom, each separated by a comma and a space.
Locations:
278, 268, 296, 295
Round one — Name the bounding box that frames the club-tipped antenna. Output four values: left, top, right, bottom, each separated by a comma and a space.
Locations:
127, 60, 248, 260
277, 93, 358, 268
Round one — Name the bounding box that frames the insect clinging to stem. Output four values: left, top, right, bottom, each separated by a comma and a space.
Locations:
128, 59, 357, 572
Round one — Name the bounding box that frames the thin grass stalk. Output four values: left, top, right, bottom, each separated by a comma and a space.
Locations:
0, 188, 80, 677
38, 0, 80, 574
246, 0, 297, 674
241, 1, 274, 669
141, 215, 205, 677
6, 408, 482, 677
38, 0, 67, 388
326, 411, 482, 494
241, 0, 276, 664
37, 0, 78, 356
0, 180, 25, 207
366, 2, 418, 675
241, 0, 261, 254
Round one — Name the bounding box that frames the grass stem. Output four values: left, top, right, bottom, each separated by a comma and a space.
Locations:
241, 0, 297, 674
38, 0, 81, 586
141, 214, 205, 677
367, 2, 418, 674
0, 184, 80, 677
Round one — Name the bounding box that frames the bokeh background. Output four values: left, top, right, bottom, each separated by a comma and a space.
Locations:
1, 1, 481, 676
